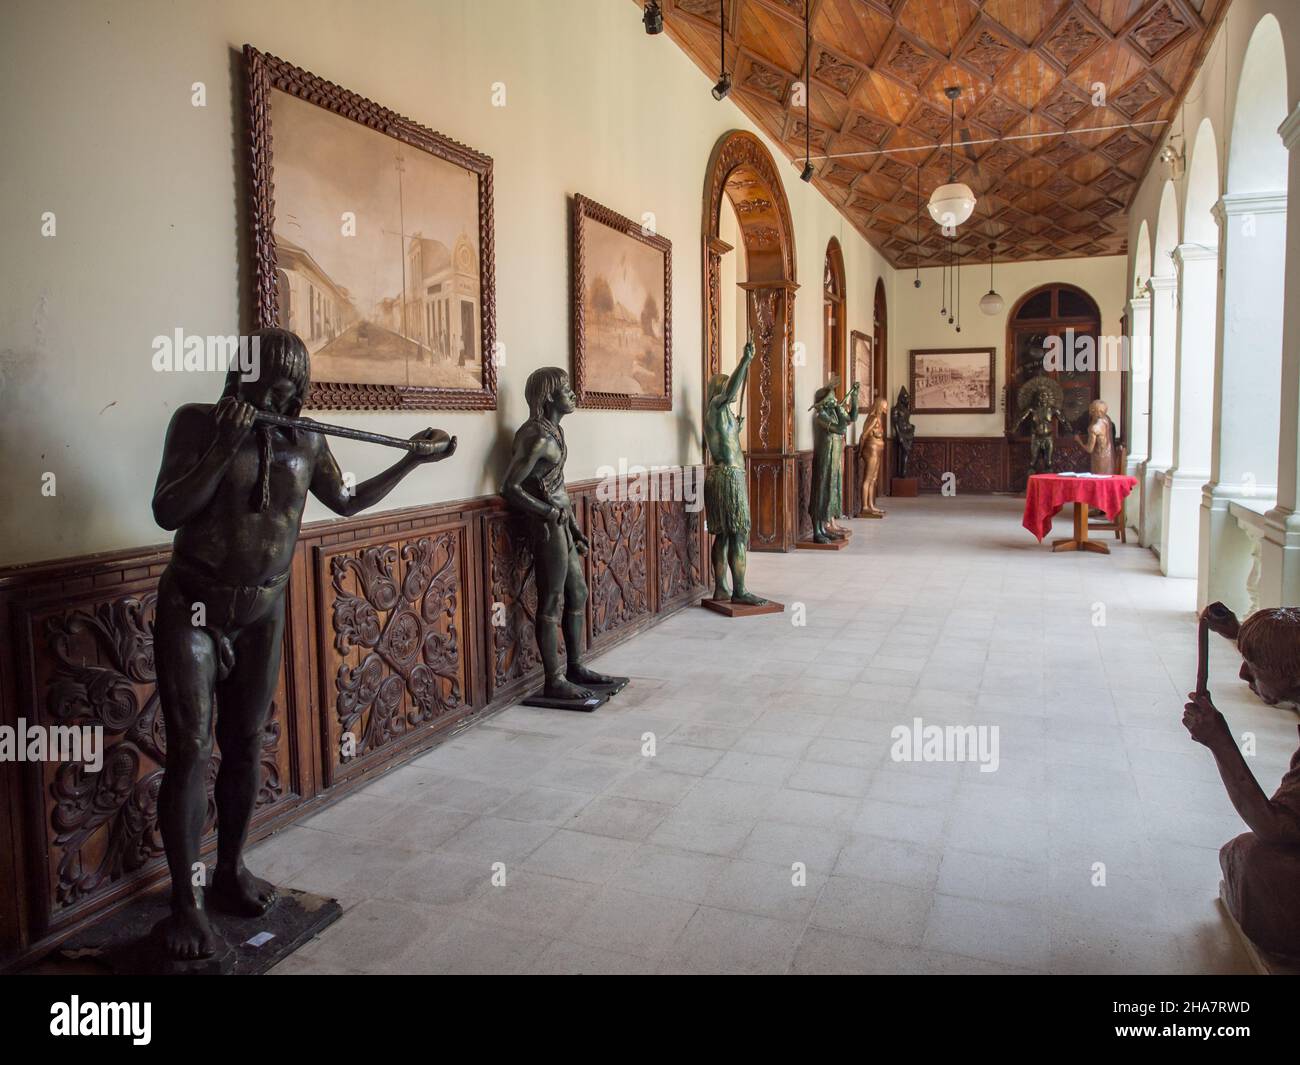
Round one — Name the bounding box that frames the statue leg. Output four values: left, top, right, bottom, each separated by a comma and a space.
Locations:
209, 594, 285, 918
564, 546, 626, 687
710, 533, 729, 600
729, 534, 766, 605
154, 573, 222, 959
535, 532, 592, 700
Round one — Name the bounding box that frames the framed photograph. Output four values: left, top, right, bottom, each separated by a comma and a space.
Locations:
851, 330, 873, 402
909, 348, 996, 414
245, 45, 496, 410
571, 194, 671, 410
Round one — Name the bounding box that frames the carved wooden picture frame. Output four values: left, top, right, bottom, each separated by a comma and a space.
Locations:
571, 194, 672, 410
245, 45, 497, 411
909, 347, 996, 414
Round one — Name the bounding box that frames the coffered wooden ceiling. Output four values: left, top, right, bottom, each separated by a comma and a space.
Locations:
643, 0, 1230, 267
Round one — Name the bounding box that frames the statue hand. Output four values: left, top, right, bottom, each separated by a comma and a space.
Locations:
743, 340, 755, 360
1182, 691, 1231, 748
213, 396, 255, 451
409, 428, 456, 462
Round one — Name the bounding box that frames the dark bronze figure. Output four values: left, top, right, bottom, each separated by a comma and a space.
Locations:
150, 328, 455, 962
1185, 603, 1300, 957
1016, 375, 1064, 474
809, 376, 860, 543
501, 367, 628, 707
892, 386, 915, 479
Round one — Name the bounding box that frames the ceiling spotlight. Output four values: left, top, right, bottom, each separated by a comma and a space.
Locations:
800, 161, 815, 182
712, 72, 732, 100
913, 278, 921, 288
710, 1, 729, 100
643, 1, 664, 34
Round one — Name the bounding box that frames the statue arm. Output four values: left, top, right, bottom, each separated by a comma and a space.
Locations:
151, 404, 244, 531
722, 341, 755, 406
1186, 697, 1300, 844
502, 429, 559, 520
310, 428, 455, 517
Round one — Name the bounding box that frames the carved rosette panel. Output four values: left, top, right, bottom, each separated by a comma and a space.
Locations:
949, 440, 1001, 494
326, 528, 466, 774
28, 590, 287, 924
909, 439, 949, 491
657, 473, 703, 608
588, 499, 649, 641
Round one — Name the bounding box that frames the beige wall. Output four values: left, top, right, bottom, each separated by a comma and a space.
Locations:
889, 255, 1128, 439
0, 0, 893, 565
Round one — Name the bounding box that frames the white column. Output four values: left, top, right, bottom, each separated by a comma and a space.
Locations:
1261, 105, 1300, 607
1199, 191, 1287, 611
1161, 243, 1217, 578
1125, 294, 1151, 534
1139, 275, 1176, 549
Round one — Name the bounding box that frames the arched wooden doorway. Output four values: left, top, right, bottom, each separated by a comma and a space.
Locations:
703, 130, 798, 552
872, 277, 888, 501
1005, 282, 1102, 491
823, 238, 846, 386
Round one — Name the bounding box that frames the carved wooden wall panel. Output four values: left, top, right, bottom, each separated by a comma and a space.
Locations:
317, 521, 472, 786
909, 438, 951, 492
0, 466, 704, 968
948, 439, 1003, 494
796, 452, 814, 542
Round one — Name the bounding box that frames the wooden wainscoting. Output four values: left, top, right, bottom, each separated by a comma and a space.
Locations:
0, 467, 707, 969
902, 436, 1091, 494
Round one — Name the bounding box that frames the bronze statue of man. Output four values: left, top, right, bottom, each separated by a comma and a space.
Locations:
1017, 393, 1062, 473
892, 386, 915, 479
151, 328, 455, 962
703, 341, 765, 605
502, 367, 627, 705
809, 376, 860, 543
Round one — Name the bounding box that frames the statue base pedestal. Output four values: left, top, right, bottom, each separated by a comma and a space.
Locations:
1219, 881, 1300, 975
701, 597, 784, 617
522, 690, 608, 711
44, 886, 341, 976
797, 536, 851, 550
890, 478, 918, 497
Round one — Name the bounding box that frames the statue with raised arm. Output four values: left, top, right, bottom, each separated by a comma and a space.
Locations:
1075, 399, 1116, 475
703, 340, 766, 606
809, 375, 860, 543
501, 367, 628, 707
150, 328, 455, 964
858, 396, 888, 518
892, 386, 915, 479
1185, 602, 1300, 957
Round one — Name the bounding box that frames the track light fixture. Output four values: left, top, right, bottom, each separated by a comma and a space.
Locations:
642, 1, 664, 34
710, 1, 729, 100
800, 161, 814, 182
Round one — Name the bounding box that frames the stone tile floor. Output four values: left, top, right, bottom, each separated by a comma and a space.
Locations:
256, 496, 1294, 974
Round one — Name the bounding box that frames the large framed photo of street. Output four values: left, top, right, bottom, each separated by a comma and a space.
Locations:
245, 45, 496, 410
571, 194, 672, 410
909, 348, 996, 415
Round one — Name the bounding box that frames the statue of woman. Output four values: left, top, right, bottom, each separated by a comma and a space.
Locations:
858, 396, 888, 518
1075, 399, 1116, 474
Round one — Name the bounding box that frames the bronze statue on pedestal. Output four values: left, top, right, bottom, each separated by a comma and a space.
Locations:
809, 375, 860, 543
892, 386, 915, 479
1185, 602, 1300, 958
858, 396, 888, 518
150, 328, 455, 963
501, 367, 628, 707
703, 340, 766, 606
1076, 398, 1116, 474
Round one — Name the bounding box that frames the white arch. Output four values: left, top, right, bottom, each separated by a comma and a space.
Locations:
1183, 118, 1220, 245
1139, 180, 1180, 549
1153, 180, 1180, 270
1227, 13, 1288, 193
1133, 219, 1152, 296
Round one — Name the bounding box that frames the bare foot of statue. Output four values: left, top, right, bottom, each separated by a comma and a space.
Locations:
545, 675, 595, 701
211, 864, 278, 917
158, 904, 221, 960
568, 662, 627, 688
828, 526, 849, 540
864, 507, 885, 518
812, 531, 831, 543
712, 582, 730, 601
731, 590, 768, 606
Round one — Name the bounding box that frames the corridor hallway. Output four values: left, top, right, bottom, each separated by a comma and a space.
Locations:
253, 497, 1291, 974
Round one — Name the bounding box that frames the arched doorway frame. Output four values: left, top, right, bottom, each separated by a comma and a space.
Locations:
872, 277, 888, 499
703, 130, 799, 552
823, 237, 846, 386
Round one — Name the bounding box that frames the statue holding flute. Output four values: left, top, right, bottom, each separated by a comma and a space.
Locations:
149, 328, 455, 964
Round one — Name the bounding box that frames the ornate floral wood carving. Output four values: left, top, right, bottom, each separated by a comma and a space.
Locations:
244, 45, 497, 412
328, 532, 464, 767
657, 490, 703, 608
588, 500, 649, 640
1039, 7, 1109, 72
797, 453, 814, 542
1126, 0, 1195, 61
484, 511, 564, 695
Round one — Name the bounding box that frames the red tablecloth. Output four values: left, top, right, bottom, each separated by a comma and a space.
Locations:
1022, 473, 1137, 541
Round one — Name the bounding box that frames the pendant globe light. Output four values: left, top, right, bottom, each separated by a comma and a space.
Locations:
927, 87, 976, 230
979, 241, 1004, 315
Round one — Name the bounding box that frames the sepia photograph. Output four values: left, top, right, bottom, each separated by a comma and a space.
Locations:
909, 347, 996, 414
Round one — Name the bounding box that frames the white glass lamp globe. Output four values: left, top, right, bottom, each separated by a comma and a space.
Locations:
927, 182, 977, 228
979, 290, 1004, 315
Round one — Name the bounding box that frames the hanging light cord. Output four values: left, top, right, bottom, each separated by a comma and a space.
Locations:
805, 1, 810, 171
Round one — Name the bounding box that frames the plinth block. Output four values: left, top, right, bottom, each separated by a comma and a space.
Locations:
891, 478, 918, 497
701, 598, 785, 617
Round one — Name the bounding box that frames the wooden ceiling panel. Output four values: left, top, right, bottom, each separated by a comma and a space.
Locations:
647, 0, 1227, 265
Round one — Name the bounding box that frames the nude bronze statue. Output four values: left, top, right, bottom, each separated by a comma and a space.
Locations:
892, 386, 915, 479
857, 396, 888, 518
501, 367, 628, 706
1185, 602, 1300, 957
1075, 399, 1117, 475
1015, 376, 1064, 475
150, 328, 455, 962
809, 376, 860, 543
703, 341, 767, 606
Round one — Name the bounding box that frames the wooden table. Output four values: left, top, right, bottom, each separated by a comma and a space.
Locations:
1022, 473, 1137, 555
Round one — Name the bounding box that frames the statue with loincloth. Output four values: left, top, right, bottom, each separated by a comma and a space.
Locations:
809, 375, 860, 543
